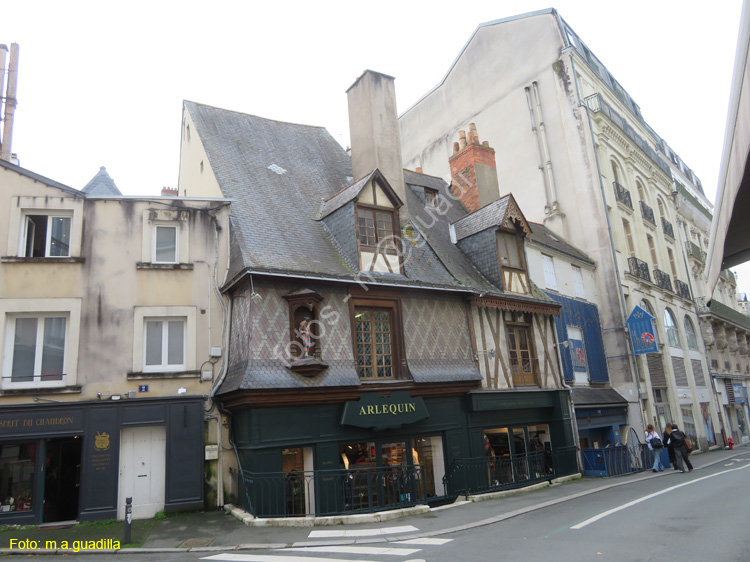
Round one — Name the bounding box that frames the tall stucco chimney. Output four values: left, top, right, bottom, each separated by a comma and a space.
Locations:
346, 70, 408, 221
449, 123, 499, 212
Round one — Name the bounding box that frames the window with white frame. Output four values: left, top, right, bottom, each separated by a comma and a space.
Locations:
153, 224, 178, 263
664, 309, 680, 348
22, 214, 71, 257
4, 314, 67, 387
572, 265, 586, 299
143, 317, 186, 372
542, 255, 557, 291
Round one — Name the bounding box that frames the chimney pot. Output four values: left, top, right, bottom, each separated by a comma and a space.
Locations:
453, 142, 460, 155
415, 167, 422, 174
458, 130, 467, 151
482, 141, 490, 148
161, 186, 179, 197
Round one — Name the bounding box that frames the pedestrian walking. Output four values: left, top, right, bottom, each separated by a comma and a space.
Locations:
663, 423, 676, 470
667, 423, 693, 473
645, 424, 664, 472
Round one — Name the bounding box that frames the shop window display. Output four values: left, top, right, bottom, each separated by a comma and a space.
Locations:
0, 443, 35, 513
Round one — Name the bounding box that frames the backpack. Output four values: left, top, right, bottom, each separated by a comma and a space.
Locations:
650, 434, 663, 449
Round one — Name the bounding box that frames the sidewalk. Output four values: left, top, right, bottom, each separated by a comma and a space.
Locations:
1, 444, 746, 555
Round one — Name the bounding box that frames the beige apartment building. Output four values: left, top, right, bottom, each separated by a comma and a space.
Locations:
0, 160, 230, 523
399, 9, 734, 450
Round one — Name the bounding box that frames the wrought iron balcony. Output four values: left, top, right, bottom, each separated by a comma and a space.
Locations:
686, 241, 705, 263
640, 201, 655, 225
628, 257, 651, 282
613, 181, 633, 209
661, 217, 674, 238
675, 279, 691, 300
653, 268, 673, 292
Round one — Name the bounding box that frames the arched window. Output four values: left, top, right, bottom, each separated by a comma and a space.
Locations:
664, 309, 680, 348
640, 299, 655, 316
647, 234, 658, 268
657, 197, 666, 218
636, 179, 647, 202
623, 219, 635, 256
684, 316, 699, 350
611, 161, 621, 184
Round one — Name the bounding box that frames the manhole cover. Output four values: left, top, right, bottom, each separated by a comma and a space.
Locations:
179, 538, 215, 548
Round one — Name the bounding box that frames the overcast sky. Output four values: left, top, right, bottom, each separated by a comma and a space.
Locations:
1, 1, 747, 295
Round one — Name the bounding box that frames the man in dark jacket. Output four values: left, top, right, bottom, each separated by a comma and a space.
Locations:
668, 423, 693, 473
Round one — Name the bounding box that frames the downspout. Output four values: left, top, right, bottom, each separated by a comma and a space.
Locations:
532, 81, 559, 211
567, 53, 647, 433
552, 316, 582, 473
673, 195, 728, 447
524, 87, 551, 213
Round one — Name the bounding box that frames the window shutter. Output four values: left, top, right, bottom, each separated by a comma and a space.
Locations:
647, 354, 666, 387
572, 266, 585, 299
671, 356, 688, 387
542, 255, 557, 290
691, 359, 705, 387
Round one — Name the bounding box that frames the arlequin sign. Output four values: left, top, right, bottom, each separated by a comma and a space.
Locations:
341, 392, 429, 430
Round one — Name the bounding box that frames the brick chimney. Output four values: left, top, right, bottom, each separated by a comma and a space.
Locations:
448, 123, 499, 212
346, 70, 408, 222
161, 186, 178, 197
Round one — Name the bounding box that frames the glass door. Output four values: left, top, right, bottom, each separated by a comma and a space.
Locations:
512, 428, 530, 483
411, 436, 444, 498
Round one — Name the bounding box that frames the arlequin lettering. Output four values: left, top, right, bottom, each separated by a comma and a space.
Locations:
358, 402, 417, 416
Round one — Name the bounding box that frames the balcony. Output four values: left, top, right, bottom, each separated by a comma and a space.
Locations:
661, 217, 674, 239
640, 201, 656, 225
653, 268, 673, 292
686, 241, 705, 263
628, 257, 651, 282
585, 93, 673, 177
613, 182, 633, 209
675, 279, 692, 300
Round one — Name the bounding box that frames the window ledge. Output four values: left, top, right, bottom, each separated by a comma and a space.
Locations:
128, 370, 200, 380
136, 262, 194, 270
1, 256, 85, 264
0, 385, 82, 396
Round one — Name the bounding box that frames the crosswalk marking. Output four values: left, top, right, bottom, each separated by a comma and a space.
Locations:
308, 525, 419, 538
396, 538, 453, 545
287, 545, 421, 556
202, 552, 434, 562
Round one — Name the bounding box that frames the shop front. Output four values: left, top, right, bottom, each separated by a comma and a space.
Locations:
231, 389, 577, 517
0, 397, 204, 524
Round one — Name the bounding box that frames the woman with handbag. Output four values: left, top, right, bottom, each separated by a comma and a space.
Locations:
646, 424, 664, 472
663, 423, 676, 470
668, 423, 693, 473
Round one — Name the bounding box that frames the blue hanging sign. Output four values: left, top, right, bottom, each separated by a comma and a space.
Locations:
627, 305, 658, 355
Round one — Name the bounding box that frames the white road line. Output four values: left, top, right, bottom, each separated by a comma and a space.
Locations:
287, 545, 421, 556
397, 538, 453, 545
202, 555, 369, 562
571, 462, 750, 529
308, 525, 419, 538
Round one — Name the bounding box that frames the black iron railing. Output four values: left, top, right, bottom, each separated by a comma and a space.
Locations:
628, 257, 651, 282
653, 269, 673, 292
581, 444, 667, 477
640, 201, 655, 225
443, 446, 578, 499
235, 465, 427, 518
661, 217, 674, 238
675, 279, 691, 300
613, 181, 633, 209
686, 241, 705, 262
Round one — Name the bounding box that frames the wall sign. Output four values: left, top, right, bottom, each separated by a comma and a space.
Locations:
0, 409, 84, 436
626, 305, 658, 355
340, 391, 429, 430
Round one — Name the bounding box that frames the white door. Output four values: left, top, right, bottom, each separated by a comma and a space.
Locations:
117, 426, 166, 520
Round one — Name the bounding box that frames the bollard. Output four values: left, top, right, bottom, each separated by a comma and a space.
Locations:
123, 497, 132, 544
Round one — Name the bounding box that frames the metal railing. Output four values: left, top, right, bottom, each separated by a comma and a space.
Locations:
628, 257, 651, 282
661, 217, 674, 238
582, 444, 666, 477
613, 181, 633, 209
653, 269, 673, 292
235, 465, 427, 518
443, 446, 578, 498
686, 241, 705, 262
675, 279, 691, 300
640, 201, 655, 225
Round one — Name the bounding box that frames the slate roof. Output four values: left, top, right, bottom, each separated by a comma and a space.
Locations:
0, 158, 84, 197
81, 166, 122, 196
528, 222, 595, 265
452, 196, 511, 241
571, 387, 628, 407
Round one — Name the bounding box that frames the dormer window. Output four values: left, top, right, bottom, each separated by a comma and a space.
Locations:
424, 188, 438, 207
355, 177, 402, 273
497, 230, 530, 295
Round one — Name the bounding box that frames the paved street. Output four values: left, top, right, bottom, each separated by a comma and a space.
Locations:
3, 447, 748, 562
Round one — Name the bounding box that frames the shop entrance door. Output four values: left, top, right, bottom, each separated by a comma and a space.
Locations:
43, 437, 82, 523
117, 426, 166, 520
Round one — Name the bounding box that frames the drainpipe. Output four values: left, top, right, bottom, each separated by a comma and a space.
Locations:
532, 81, 559, 212
524, 87, 550, 213
552, 318, 583, 473
567, 53, 647, 434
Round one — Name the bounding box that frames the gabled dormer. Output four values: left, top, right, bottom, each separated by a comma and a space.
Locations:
317, 169, 404, 274
451, 194, 532, 295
